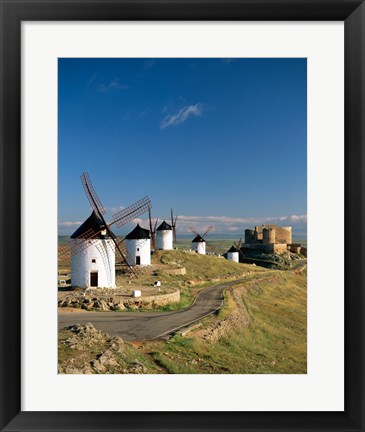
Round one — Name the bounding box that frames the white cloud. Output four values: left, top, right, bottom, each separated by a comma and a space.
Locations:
168, 214, 307, 234
160, 104, 203, 129
97, 79, 129, 93
59, 214, 307, 236
58, 221, 82, 227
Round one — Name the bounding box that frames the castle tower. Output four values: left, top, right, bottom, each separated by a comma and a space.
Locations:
125, 224, 151, 266
192, 234, 206, 255
156, 220, 173, 250
263, 228, 276, 244
71, 212, 116, 289
282, 226, 292, 244
245, 229, 255, 244
226, 245, 239, 263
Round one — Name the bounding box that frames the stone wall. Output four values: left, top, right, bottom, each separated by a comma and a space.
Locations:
162, 267, 187, 275
242, 243, 288, 254
58, 288, 180, 311
288, 244, 302, 254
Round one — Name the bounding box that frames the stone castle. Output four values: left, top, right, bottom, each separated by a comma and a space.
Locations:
243, 224, 304, 255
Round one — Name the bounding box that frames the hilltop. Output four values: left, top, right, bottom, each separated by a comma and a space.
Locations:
59, 249, 265, 312
58, 265, 307, 374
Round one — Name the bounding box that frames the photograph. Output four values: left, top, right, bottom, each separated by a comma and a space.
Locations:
2, 0, 364, 428
57, 57, 307, 375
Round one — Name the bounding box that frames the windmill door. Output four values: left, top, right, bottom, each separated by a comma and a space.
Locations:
136, 256, 141, 265
90, 272, 98, 287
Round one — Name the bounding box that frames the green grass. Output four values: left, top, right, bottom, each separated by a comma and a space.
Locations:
142, 270, 307, 374
59, 268, 307, 374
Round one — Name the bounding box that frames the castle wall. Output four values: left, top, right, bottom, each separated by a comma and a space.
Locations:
288, 243, 302, 254
255, 224, 292, 244
272, 243, 288, 254
242, 242, 288, 254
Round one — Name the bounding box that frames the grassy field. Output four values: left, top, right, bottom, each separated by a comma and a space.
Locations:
58, 238, 307, 374
59, 268, 307, 374
138, 268, 307, 374
140, 250, 265, 310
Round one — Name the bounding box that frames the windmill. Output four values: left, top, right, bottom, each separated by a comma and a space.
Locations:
148, 207, 159, 250
170, 208, 178, 242
59, 172, 152, 281
189, 225, 213, 255
230, 237, 245, 262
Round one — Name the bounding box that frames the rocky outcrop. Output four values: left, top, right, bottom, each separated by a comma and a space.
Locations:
58, 323, 149, 374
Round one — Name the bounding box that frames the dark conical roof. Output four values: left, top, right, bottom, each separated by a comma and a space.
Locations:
227, 245, 239, 253
125, 223, 151, 240
192, 234, 206, 243
71, 211, 111, 239
157, 220, 172, 231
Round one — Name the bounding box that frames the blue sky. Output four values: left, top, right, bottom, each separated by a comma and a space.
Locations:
58, 58, 307, 236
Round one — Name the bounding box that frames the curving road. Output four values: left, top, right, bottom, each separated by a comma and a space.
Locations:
58, 279, 243, 341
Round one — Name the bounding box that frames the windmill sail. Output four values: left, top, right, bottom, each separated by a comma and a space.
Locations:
60, 172, 151, 278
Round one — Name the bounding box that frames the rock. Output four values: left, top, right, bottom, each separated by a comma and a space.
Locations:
98, 350, 119, 368
82, 365, 94, 374
65, 365, 82, 374
91, 360, 107, 373
110, 337, 125, 354
130, 361, 148, 374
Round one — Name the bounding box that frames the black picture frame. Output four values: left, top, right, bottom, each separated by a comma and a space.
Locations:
1, 1, 364, 431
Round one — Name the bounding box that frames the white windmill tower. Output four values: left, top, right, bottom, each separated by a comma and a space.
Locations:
190, 225, 213, 255
70, 212, 116, 288
156, 221, 173, 250
58, 172, 152, 288
156, 209, 178, 250
226, 238, 244, 263
226, 245, 239, 263
125, 224, 151, 266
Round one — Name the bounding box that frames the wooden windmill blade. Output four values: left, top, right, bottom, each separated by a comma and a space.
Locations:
80, 172, 106, 219
189, 227, 199, 237
58, 228, 102, 262
171, 209, 178, 241
110, 196, 151, 228
105, 227, 140, 277
202, 225, 214, 239
114, 238, 141, 276
233, 237, 242, 250
148, 207, 156, 250
235, 238, 245, 259
173, 217, 178, 242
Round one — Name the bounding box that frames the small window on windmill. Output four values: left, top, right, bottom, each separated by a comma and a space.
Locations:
91, 258, 96, 263
137, 248, 140, 251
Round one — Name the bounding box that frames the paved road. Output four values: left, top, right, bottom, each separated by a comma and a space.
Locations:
58, 279, 243, 341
